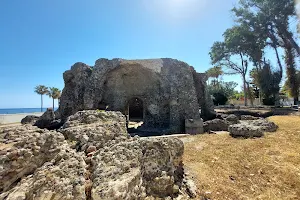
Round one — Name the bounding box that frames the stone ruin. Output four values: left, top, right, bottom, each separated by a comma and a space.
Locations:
203, 114, 278, 138
59, 58, 215, 134
0, 110, 197, 200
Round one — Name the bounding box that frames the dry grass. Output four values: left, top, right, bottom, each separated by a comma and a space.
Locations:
183, 116, 300, 200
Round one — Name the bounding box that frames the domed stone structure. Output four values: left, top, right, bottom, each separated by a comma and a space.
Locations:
59, 58, 214, 134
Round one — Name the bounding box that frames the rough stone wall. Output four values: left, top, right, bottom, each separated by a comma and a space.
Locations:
0, 110, 197, 199
59, 58, 210, 133
60, 62, 93, 117
161, 59, 201, 132
191, 69, 216, 121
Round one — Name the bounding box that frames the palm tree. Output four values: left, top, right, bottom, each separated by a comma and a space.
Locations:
47, 87, 61, 110
34, 85, 49, 112
206, 66, 223, 86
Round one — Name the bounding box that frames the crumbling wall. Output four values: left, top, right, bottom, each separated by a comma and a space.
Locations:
59, 58, 207, 133
191, 69, 216, 121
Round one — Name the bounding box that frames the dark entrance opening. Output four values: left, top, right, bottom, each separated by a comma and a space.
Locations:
126, 97, 165, 137
128, 97, 144, 121
127, 97, 144, 134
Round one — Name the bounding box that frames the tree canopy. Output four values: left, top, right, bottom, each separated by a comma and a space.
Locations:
34, 85, 49, 95
210, 0, 299, 106
210, 25, 254, 105
47, 87, 61, 100
47, 87, 61, 110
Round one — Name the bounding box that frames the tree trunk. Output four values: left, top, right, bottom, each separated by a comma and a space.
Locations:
243, 75, 248, 106
259, 90, 262, 105
294, 96, 299, 105
41, 94, 43, 112
273, 45, 283, 79
240, 53, 248, 107
279, 26, 300, 57
285, 32, 300, 57
247, 82, 253, 106
290, 38, 300, 57
52, 98, 54, 111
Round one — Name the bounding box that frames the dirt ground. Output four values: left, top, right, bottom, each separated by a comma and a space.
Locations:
183, 116, 300, 200
0, 122, 20, 128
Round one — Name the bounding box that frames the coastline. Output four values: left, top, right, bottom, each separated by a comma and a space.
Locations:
0, 112, 43, 125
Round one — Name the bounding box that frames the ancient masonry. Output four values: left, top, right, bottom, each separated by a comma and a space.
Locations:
59, 58, 215, 133
1, 110, 197, 199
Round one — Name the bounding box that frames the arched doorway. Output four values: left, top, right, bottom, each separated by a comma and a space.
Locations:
128, 97, 144, 122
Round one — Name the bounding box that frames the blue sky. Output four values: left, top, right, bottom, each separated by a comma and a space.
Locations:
0, 0, 278, 108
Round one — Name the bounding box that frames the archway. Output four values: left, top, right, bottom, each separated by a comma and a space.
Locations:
128, 97, 144, 121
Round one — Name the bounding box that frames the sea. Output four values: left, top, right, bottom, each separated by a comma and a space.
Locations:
0, 108, 58, 114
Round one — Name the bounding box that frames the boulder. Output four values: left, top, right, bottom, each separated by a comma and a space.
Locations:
215, 113, 229, 120
241, 115, 259, 120
91, 138, 144, 199
185, 118, 204, 134
203, 119, 229, 132
229, 119, 278, 138
90, 137, 186, 199
1, 110, 197, 199
140, 138, 184, 197
21, 115, 39, 125
0, 125, 65, 192
59, 110, 128, 152
251, 119, 278, 132
0, 146, 87, 200
34, 108, 54, 128
60, 110, 194, 199
34, 108, 63, 130
225, 114, 239, 124
228, 124, 264, 138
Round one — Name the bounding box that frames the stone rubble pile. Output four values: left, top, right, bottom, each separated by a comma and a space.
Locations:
225, 114, 239, 124
250, 119, 278, 132
240, 115, 259, 120
203, 113, 278, 138
228, 124, 264, 138
203, 114, 241, 132
1, 110, 197, 200
228, 119, 278, 138
203, 119, 229, 132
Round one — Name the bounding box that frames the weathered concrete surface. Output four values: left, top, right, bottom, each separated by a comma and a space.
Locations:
59, 58, 214, 133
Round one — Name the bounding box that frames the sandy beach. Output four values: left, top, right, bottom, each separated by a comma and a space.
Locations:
0, 112, 43, 125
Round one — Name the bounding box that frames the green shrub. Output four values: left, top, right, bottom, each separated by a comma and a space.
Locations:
213, 92, 228, 105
